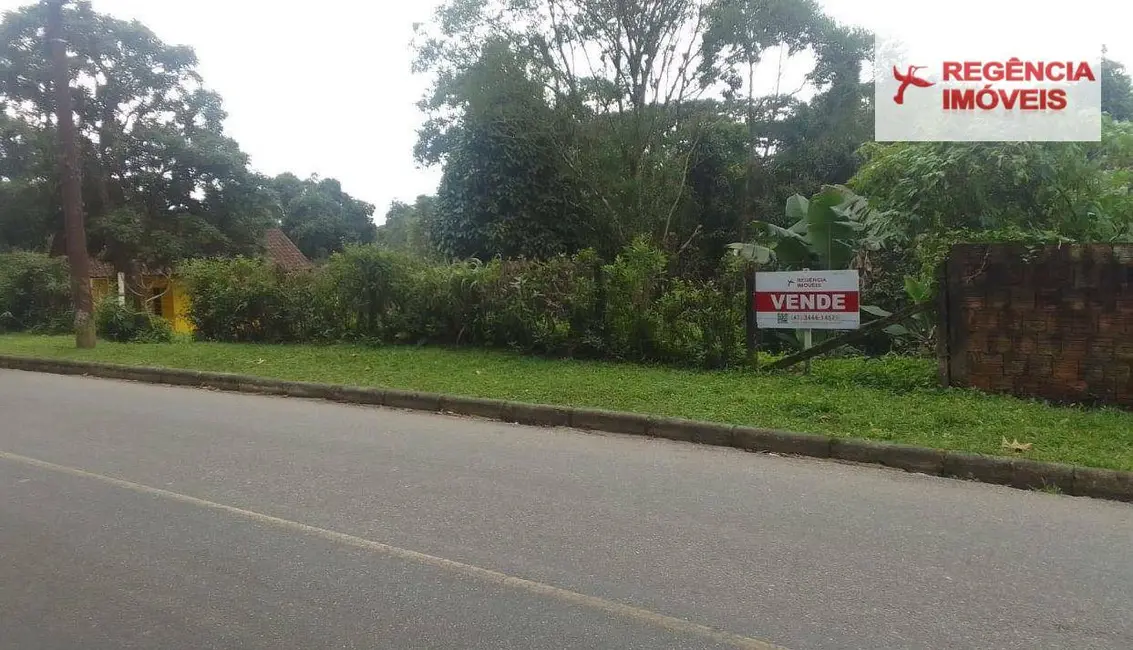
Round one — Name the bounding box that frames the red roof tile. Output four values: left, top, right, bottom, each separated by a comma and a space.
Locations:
264, 228, 313, 272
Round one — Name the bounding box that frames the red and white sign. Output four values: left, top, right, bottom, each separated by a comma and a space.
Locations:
754, 270, 860, 330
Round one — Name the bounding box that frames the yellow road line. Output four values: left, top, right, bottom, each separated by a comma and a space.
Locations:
0, 449, 789, 650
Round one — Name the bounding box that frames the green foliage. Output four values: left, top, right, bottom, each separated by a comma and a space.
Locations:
376, 195, 438, 260
94, 299, 173, 343
430, 42, 598, 260
178, 240, 748, 369
653, 275, 744, 368
413, 0, 876, 264
0, 113, 55, 251
1, 2, 274, 277
806, 355, 937, 392
601, 237, 668, 358
846, 116, 1133, 351
463, 257, 581, 354
180, 258, 325, 343
322, 245, 416, 341
1102, 55, 1133, 122
729, 185, 892, 270
392, 258, 487, 344
0, 252, 72, 333
849, 118, 1133, 244
272, 173, 377, 260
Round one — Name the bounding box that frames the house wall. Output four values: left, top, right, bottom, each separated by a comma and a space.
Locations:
169, 280, 193, 334
88, 275, 194, 335
91, 278, 113, 303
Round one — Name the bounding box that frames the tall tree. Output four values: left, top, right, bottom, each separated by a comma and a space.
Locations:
414, 0, 710, 253
413, 0, 872, 263
699, 4, 871, 228
0, 1, 275, 303
428, 41, 598, 260
270, 173, 376, 260
376, 194, 437, 259
699, 0, 822, 221
46, 0, 94, 347
1102, 52, 1133, 122
0, 111, 56, 251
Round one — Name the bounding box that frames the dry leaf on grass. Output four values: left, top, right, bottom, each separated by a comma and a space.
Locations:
1001, 437, 1033, 452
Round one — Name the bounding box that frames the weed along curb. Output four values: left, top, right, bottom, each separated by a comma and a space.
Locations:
3, 354, 1131, 504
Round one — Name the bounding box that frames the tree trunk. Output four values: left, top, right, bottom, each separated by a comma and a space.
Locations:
744, 59, 756, 231
47, 0, 95, 348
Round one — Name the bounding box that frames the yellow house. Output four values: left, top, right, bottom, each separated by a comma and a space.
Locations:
87, 228, 313, 335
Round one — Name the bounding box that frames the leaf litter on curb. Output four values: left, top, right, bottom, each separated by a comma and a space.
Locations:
1001, 437, 1033, 452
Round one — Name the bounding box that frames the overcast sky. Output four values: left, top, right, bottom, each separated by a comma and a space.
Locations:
2, 0, 1129, 223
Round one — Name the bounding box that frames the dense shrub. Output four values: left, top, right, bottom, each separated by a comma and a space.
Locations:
180, 257, 327, 342
94, 298, 173, 343
475, 253, 602, 355
0, 252, 72, 333
322, 245, 418, 341
395, 258, 486, 344
653, 275, 744, 368
176, 241, 780, 369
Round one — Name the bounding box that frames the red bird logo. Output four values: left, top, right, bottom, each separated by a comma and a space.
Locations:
892, 65, 934, 105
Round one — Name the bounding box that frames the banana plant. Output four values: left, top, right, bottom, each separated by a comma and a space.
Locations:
727, 184, 888, 270
728, 185, 894, 351
867, 276, 938, 355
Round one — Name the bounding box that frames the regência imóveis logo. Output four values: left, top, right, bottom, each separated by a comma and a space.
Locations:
891, 58, 1095, 112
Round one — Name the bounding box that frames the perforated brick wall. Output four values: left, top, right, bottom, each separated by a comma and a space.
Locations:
940, 243, 1133, 408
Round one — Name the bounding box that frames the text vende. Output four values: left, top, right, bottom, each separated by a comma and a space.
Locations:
754, 291, 859, 313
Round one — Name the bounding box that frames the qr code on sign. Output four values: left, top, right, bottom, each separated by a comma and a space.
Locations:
777, 313, 789, 324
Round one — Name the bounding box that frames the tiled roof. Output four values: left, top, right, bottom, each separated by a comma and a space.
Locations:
264, 227, 314, 272
82, 228, 313, 277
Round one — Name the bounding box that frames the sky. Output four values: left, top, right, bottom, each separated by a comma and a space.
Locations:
2, 0, 1130, 223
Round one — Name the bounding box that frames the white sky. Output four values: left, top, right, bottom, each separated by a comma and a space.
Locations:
2, 0, 1129, 222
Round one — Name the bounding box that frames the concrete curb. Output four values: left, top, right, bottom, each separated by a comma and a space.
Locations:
3, 354, 1131, 503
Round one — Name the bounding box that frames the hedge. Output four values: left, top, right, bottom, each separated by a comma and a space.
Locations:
181, 238, 751, 368
4, 240, 901, 369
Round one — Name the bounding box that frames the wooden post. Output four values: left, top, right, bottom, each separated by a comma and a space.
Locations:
47, 0, 95, 348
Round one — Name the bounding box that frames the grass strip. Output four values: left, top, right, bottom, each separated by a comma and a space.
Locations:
2, 334, 1130, 472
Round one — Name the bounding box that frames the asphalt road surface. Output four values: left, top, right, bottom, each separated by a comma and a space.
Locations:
2, 369, 1132, 650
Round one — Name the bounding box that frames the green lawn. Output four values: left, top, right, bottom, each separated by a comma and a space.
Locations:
3, 334, 1132, 471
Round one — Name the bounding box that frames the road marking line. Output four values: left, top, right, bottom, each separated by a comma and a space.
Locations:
0, 450, 788, 650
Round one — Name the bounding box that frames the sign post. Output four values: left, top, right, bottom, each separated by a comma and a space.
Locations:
753, 269, 860, 372
802, 326, 814, 374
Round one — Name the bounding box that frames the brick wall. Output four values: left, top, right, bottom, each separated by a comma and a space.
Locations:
940, 243, 1133, 408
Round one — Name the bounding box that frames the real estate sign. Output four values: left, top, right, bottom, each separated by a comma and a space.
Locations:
754, 270, 860, 330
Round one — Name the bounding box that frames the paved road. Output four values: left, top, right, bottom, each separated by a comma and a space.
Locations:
1, 370, 1131, 650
